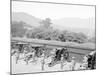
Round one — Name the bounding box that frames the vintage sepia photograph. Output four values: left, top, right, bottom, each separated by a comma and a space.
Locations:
11, 0, 96, 74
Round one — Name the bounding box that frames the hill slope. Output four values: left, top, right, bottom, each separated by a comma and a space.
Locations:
12, 12, 95, 37
12, 12, 41, 27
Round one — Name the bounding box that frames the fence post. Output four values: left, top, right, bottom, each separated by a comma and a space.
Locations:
41, 57, 45, 71
41, 44, 47, 71
61, 56, 64, 70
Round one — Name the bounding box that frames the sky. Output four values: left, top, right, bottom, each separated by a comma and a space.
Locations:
12, 1, 95, 20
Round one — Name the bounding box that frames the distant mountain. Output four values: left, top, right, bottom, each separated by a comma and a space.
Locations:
12, 12, 95, 37
12, 12, 41, 27
52, 17, 95, 29
52, 17, 95, 37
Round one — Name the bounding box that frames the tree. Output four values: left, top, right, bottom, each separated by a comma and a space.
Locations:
26, 18, 53, 39
58, 30, 68, 42
39, 18, 52, 29
64, 32, 88, 43
88, 36, 96, 43
75, 32, 88, 43
11, 21, 27, 37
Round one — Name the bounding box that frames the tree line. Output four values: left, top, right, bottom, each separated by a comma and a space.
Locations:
11, 18, 95, 44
